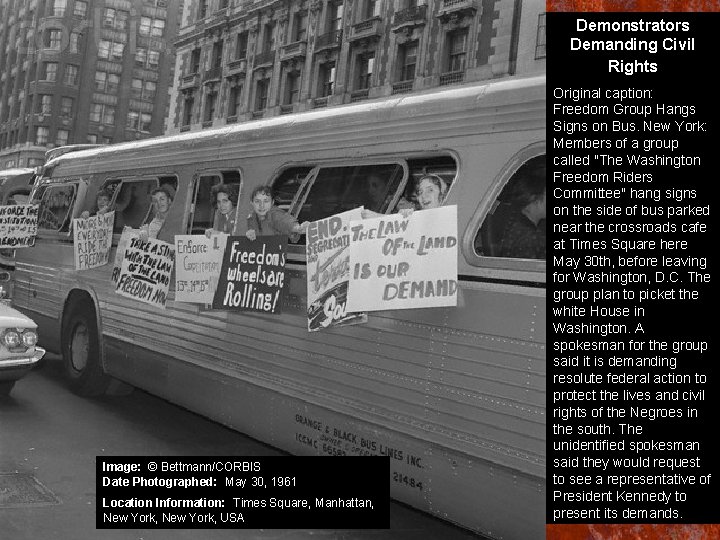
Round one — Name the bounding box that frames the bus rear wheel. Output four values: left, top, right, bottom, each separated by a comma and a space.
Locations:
62, 301, 110, 397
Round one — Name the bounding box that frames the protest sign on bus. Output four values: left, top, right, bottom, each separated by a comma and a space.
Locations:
174, 234, 226, 303
0, 205, 39, 248
115, 237, 175, 308
73, 211, 114, 271
347, 206, 458, 312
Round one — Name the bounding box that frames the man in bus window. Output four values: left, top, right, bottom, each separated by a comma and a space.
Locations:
496, 171, 546, 260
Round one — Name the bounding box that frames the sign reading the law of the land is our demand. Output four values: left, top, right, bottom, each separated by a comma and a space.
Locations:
73, 211, 114, 271
111, 227, 139, 284
346, 205, 458, 312
0, 204, 39, 248
306, 208, 367, 331
212, 236, 287, 314
115, 236, 175, 309
174, 234, 227, 303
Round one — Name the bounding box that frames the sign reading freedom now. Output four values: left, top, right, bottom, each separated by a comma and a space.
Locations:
212, 236, 287, 314
346, 206, 458, 312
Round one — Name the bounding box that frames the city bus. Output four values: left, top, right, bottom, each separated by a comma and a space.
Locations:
13, 74, 546, 539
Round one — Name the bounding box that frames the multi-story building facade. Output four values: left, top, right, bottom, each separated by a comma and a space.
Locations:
0, 0, 183, 169
166, 0, 545, 134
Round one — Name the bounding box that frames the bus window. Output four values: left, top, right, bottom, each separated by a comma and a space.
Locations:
297, 163, 404, 223
393, 156, 458, 211
188, 170, 242, 234
104, 178, 158, 232
272, 167, 314, 212
475, 155, 546, 260
7, 193, 30, 205
37, 184, 77, 232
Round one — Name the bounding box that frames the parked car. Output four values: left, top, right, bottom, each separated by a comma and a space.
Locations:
0, 303, 45, 395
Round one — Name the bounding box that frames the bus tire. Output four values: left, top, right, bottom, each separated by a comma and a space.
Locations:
62, 300, 110, 397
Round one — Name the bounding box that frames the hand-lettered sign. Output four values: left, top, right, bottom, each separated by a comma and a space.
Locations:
73, 211, 114, 270
212, 236, 286, 314
346, 206, 458, 312
111, 227, 139, 285
115, 236, 175, 308
0, 205, 39, 248
306, 208, 367, 331
174, 234, 227, 303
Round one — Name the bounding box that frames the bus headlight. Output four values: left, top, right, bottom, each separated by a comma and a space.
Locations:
23, 331, 38, 347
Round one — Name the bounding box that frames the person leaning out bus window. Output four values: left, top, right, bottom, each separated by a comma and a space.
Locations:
205, 184, 237, 237
246, 186, 308, 241
361, 174, 448, 219
496, 172, 546, 260
139, 185, 175, 240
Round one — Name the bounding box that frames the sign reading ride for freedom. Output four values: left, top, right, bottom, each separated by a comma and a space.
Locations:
73, 211, 114, 270
0, 204, 39, 248
212, 236, 286, 314
174, 234, 227, 303
306, 208, 367, 331
115, 237, 175, 308
346, 206, 458, 312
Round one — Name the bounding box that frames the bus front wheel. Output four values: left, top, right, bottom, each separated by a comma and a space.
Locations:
62, 300, 110, 397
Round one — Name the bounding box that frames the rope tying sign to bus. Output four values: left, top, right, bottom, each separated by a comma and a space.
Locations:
346, 206, 458, 312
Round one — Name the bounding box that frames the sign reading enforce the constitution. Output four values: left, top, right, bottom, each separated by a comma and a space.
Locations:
0, 205, 39, 248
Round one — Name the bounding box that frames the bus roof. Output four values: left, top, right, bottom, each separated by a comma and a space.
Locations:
44, 74, 545, 174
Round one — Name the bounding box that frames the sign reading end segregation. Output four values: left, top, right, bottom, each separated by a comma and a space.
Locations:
346, 206, 458, 312
0, 204, 39, 248
115, 237, 175, 308
73, 211, 114, 270
212, 236, 287, 314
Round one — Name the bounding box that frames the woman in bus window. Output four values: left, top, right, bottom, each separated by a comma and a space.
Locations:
246, 186, 308, 241
139, 185, 174, 240
361, 174, 447, 218
205, 184, 237, 237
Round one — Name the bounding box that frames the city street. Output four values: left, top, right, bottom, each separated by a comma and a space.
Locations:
1, 354, 481, 540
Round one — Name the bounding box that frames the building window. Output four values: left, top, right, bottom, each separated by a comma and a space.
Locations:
356, 53, 374, 90
36, 126, 50, 145
99, 40, 124, 61
131, 79, 156, 100
103, 8, 128, 30
228, 85, 243, 117
293, 12, 308, 42
73, 1, 88, 18
212, 41, 224, 69
255, 79, 269, 111
329, 2, 344, 32
90, 104, 115, 125
38, 95, 53, 114
140, 113, 152, 132
148, 50, 160, 69
127, 111, 139, 129
235, 32, 248, 59
318, 62, 336, 97
46, 30, 62, 50
151, 19, 166, 37
363, 0, 379, 19
87, 134, 98, 144
135, 48, 147, 67
53, 0, 67, 16
198, 0, 208, 19
103, 137, 113, 144
69, 32, 81, 53
60, 97, 73, 116
285, 72, 300, 104
43, 62, 58, 82
140, 17, 165, 37
536, 13, 546, 59
191, 48, 201, 73
204, 91, 217, 122
398, 42, 417, 81
263, 23, 275, 52
447, 30, 468, 72
64, 65, 79, 86
139, 16, 152, 35
56, 129, 69, 146
183, 95, 194, 126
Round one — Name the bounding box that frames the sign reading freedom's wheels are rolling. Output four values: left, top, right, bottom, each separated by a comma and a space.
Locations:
212, 236, 287, 314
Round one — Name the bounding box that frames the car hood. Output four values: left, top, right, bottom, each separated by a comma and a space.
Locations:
0, 305, 38, 329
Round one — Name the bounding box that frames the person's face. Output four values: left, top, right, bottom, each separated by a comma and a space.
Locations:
152, 192, 171, 215
367, 177, 384, 205
216, 192, 234, 215
97, 195, 110, 211
416, 178, 442, 210
252, 193, 273, 217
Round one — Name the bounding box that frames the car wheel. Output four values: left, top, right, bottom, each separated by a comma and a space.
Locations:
62, 300, 110, 397
0, 380, 15, 396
